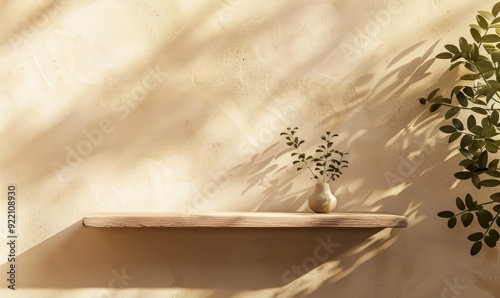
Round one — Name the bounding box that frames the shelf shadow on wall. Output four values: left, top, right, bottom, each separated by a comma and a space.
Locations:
1, 221, 384, 289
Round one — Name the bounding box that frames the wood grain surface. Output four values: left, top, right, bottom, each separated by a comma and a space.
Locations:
82, 212, 408, 228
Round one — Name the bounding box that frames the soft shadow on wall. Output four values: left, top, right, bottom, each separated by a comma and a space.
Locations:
0, 221, 381, 290
212, 39, 444, 296
1, 0, 498, 297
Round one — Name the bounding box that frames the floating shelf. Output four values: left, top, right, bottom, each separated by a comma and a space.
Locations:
82, 212, 408, 229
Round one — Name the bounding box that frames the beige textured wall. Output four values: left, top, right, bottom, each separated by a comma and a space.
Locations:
1, 0, 499, 297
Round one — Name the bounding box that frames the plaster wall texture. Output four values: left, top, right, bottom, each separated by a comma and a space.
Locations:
0, 0, 499, 297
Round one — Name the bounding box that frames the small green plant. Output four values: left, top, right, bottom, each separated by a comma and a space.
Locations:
418, 2, 500, 255
280, 127, 348, 183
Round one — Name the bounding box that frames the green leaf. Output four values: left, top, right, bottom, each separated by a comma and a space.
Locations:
464, 62, 479, 73
471, 140, 486, 151
430, 103, 441, 112
455, 171, 473, 179
494, 3, 500, 16
438, 211, 455, 218
468, 232, 484, 241
490, 229, 500, 241
471, 28, 482, 42
436, 52, 453, 59
485, 142, 498, 153
478, 208, 494, 222
484, 44, 498, 54
464, 86, 474, 97
484, 236, 497, 248
472, 107, 488, 115
459, 159, 475, 166
448, 217, 457, 228
445, 44, 460, 54
456, 92, 469, 107
479, 151, 489, 168
471, 241, 482, 255
459, 148, 473, 159
448, 132, 461, 143
476, 59, 495, 69
488, 159, 499, 171
491, 112, 500, 126
482, 34, 500, 43
470, 125, 483, 136
467, 115, 476, 130
487, 170, 500, 177
456, 197, 466, 210
452, 118, 464, 130
483, 117, 493, 128
491, 192, 500, 202
461, 213, 474, 227
483, 126, 497, 138
488, 79, 500, 89
465, 194, 474, 208
479, 10, 495, 20
471, 141, 487, 151
445, 107, 460, 119
460, 37, 469, 54
460, 73, 481, 80
440, 125, 457, 133
493, 204, 500, 212
477, 14, 489, 29
472, 174, 481, 189
492, 50, 500, 63
479, 179, 500, 187
461, 135, 473, 148
428, 88, 440, 99
449, 61, 463, 71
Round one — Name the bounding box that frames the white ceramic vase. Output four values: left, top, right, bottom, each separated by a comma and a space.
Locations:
308, 182, 337, 213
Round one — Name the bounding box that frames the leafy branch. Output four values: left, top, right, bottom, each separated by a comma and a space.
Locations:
419, 1, 500, 255
280, 127, 348, 183
437, 193, 500, 255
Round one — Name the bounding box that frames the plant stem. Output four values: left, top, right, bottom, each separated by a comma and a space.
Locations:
484, 212, 499, 239
455, 200, 497, 217
295, 147, 319, 182
432, 101, 500, 111
476, 27, 500, 103
454, 131, 500, 150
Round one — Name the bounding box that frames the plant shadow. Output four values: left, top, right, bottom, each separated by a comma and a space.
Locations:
1, 221, 385, 289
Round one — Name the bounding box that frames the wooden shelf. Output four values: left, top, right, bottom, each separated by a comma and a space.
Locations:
82, 212, 408, 229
